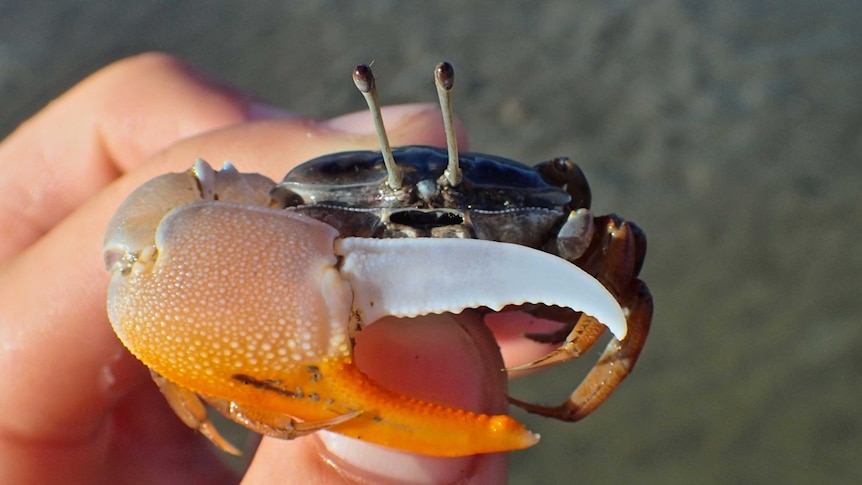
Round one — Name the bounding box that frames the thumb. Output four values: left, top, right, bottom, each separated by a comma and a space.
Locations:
242, 312, 510, 485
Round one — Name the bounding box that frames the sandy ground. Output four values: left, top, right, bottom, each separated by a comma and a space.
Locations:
1, 1, 860, 484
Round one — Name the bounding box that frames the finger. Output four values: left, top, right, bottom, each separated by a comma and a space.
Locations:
0, 104, 463, 483
88, 101, 464, 215
0, 52, 260, 263
138, 101, 465, 183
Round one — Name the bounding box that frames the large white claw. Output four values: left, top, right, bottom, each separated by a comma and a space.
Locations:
335, 237, 628, 339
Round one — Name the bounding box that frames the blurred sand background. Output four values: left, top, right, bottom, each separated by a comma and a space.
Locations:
1, 1, 860, 483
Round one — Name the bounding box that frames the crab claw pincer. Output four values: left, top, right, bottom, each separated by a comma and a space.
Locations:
104, 160, 626, 456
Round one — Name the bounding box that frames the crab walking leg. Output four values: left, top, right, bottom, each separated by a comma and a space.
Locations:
510, 280, 652, 421
150, 371, 242, 456
335, 237, 627, 340
506, 313, 608, 372
510, 218, 652, 420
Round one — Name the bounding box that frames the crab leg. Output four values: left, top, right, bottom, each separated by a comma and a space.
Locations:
150, 371, 242, 455
510, 280, 652, 421
510, 216, 652, 421
506, 313, 607, 371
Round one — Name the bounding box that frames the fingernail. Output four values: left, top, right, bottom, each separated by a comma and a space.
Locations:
318, 432, 476, 485
246, 101, 299, 120
321, 103, 436, 135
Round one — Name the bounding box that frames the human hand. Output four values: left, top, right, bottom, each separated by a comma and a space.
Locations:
0, 53, 536, 484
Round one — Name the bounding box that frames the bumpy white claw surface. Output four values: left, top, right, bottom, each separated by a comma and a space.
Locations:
335, 237, 628, 339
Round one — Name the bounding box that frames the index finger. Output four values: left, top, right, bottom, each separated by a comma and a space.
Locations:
0, 53, 255, 262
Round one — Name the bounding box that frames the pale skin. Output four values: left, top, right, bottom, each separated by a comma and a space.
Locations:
0, 53, 557, 484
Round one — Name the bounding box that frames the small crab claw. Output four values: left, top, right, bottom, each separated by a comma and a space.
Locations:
104, 160, 626, 457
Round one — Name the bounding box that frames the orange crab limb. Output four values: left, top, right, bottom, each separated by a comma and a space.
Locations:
210, 358, 536, 456
153, 354, 537, 456
506, 313, 606, 372
510, 280, 652, 421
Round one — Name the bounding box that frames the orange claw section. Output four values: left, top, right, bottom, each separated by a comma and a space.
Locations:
320, 359, 539, 456
213, 357, 539, 457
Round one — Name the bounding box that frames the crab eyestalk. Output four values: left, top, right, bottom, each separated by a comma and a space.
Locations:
352, 64, 403, 190
434, 61, 462, 187
104, 161, 627, 456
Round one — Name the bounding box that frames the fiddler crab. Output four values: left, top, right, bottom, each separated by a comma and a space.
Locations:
104, 62, 652, 457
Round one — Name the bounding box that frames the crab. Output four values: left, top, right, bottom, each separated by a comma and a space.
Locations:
103, 62, 652, 458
